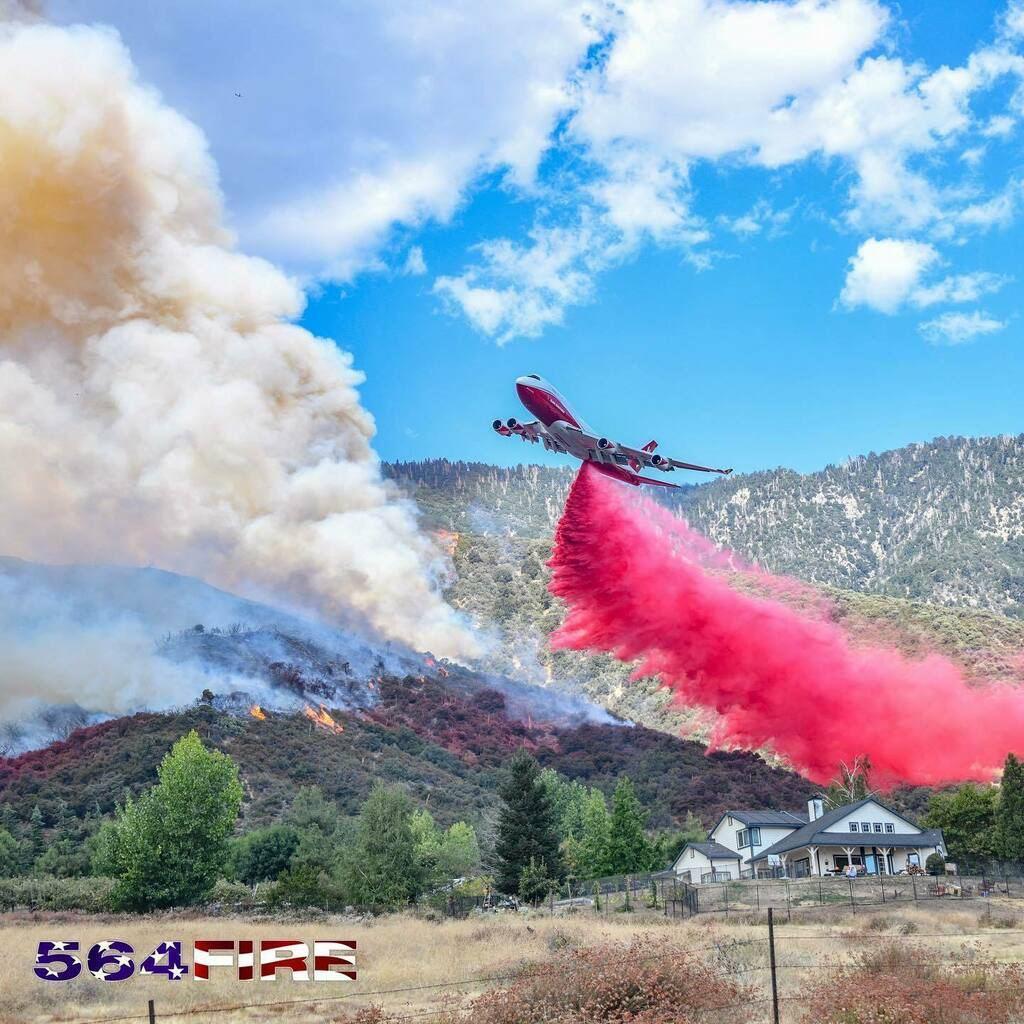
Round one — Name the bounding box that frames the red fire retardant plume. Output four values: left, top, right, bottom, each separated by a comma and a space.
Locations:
548, 464, 1024, 787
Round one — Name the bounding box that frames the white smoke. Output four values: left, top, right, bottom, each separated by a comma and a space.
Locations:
0, 9, 479, 719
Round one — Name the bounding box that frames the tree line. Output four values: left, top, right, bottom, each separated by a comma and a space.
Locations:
0, 732, 685, 911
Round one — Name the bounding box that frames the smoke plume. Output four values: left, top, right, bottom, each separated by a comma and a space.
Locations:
0, 14, 478, 690
549, 465, 1024, 787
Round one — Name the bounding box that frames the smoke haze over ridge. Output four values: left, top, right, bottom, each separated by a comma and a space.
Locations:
0, 11, 477, 720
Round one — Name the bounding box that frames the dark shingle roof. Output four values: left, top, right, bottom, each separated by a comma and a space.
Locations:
683, 842, 742, 861
750, 799, 943, 861
727, 810, 807, 827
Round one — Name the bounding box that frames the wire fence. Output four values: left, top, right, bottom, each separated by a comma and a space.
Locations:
664, 871, 1024, 920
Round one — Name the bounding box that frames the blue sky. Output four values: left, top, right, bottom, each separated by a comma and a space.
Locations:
54, 0, 1024, 474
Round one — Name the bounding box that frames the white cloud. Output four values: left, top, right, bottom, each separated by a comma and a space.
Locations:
911, 270, 1010, 308
49, 0, 603, 283
402, 245, 427, 277
49, 0, 1024, 343
840, 238, 1010, 314
840, 237, 939, 313
720, 199, 794, 237
434, 223, 602, 343
919, 310, 1008, 345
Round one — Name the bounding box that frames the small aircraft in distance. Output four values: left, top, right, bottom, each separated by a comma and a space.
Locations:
493, 375, 732, 489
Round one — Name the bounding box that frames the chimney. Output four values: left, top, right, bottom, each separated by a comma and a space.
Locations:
807, 797, 824, 821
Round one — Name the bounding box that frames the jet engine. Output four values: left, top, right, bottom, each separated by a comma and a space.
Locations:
650, 453, 669, 468
506, 417, 519, 430
493, 419, 511, 436
597, 437, 617, 451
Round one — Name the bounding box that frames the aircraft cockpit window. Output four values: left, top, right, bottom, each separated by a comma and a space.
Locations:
526, 374, 541, 380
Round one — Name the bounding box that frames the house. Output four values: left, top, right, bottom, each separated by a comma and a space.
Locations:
673, 806, 808, 881
673, 797, 946, 882
672, 841, 742, 883
750, 796, 946, 878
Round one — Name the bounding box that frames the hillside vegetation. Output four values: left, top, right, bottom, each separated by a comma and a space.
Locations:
0, 676, 813, 837
386, 442, 1024, 741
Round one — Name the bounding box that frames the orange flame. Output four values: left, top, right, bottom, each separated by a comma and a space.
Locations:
303, 704, 344, 734
249, 705, 267, 721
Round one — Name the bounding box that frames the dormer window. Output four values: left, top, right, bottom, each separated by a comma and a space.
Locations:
874, 823, 883, 833
885, 823, 895, 833
849, 822, 859, 832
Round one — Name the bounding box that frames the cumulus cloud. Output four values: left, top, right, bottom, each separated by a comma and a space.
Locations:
0, 18, 477, 661
49, 0, 1024, 344
840, 238, 940, 313
919, 311, 1008, 345
840, 237, 1009, 313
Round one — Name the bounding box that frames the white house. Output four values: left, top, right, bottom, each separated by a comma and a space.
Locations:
674, 798, 946, 882
672, 841, 743, 883
673, 806, 807, 881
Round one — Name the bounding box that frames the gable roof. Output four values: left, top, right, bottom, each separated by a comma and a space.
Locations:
710, 809, 807, 836
749, 798, 938, 862
678, 841, 742, 862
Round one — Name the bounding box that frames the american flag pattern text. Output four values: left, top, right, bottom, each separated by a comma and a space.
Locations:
314, 940, 357, 981
260, 940, 309, 981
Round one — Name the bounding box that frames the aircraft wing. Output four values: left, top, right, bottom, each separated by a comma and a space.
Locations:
617, 442, 733, 476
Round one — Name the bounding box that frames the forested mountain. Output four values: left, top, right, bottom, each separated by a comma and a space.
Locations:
387, 433, 1024, 617
385, 436, 1024, 740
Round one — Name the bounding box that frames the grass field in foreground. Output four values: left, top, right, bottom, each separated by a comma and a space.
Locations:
2, 901, 1024, 1024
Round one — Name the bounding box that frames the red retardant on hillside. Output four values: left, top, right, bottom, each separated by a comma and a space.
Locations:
548, 464, 1024, 788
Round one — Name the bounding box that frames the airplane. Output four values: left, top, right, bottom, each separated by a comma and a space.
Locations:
492, 374, 732, 489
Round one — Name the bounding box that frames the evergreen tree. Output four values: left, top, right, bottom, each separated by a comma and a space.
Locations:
605, 777, 653, 875
108, 730, 243, 909
997, 753, 1024, 862
518, 856, 553, 906
28, 805, 44, 861
923, 783, 999, 864
341, 786, 423, 908
0, 827, 20, 876
494, 750, 561, 893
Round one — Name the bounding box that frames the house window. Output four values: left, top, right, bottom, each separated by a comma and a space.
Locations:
861, 822, 872, 832
849, 822, 859, 832
737, 827, 761, 848
873, 823, 883, 833
885, 823, 895, 833
727, 816, 734, 826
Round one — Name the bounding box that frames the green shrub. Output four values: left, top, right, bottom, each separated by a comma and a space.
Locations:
0, 875, 116, 912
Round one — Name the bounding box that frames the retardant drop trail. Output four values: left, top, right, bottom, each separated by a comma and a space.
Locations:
548, 463, 1024, 787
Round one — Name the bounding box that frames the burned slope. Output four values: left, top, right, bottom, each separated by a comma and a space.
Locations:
0, 670, 814, 833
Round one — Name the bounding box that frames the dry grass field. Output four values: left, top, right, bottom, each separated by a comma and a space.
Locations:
1, 901, 1023, 1024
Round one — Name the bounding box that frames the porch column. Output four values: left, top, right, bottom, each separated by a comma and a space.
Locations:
879, 847, 892, 875
780, 853, 789, 878
807, 846, 819, 876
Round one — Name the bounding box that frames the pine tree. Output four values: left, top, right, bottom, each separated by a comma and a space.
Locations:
997, 753, 1024, 862
494, 750, 562, 893
28, 805, 44, 861
604, 777, 653, 875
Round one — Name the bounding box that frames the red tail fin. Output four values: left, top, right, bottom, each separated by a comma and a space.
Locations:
641, 440, 658, 453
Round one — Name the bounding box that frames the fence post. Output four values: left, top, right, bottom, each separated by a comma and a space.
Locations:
912, 873, 917, 901
880, 872, 885, 904
767, 908, 781, 1024
148, 999, 156, 1024
849, 877, 855, 914
724, 881, 729, 916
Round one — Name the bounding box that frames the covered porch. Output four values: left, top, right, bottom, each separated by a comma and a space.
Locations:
764, 842, 932, 878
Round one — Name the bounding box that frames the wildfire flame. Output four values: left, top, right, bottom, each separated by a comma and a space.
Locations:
249, 705, 267, 721
303, 704, 344, 734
